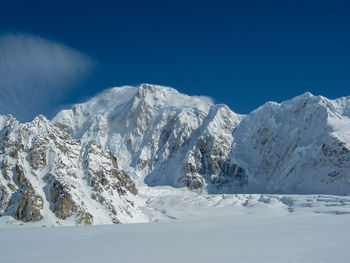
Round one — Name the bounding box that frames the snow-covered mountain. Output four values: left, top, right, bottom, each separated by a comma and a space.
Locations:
228, 92, 350, 194
53, 84, 244, 191
0, 114, 147, 225
1, 83, 350, 225
53, 84, 350, 194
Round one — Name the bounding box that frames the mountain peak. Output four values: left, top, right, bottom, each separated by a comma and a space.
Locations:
32, 114, 50, 123
300, 91, 314, 98
135, 83, 179, 99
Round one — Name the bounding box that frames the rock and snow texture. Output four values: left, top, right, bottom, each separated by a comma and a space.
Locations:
54, 84, 350, 194
228, 92, 350, 194
1, 83, 350, 225
0, 114, 146, 225
53, 84, 244, 190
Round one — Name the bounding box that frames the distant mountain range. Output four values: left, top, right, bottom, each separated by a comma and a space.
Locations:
1, 84, 350, 225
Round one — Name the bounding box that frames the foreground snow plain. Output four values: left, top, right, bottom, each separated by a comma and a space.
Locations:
1, 187, 350, 263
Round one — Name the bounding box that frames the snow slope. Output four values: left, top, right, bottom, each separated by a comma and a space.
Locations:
228, 92, 350, 194
54, 85, 350, 194
1, 192, 350, 263
53, 84, 244, 190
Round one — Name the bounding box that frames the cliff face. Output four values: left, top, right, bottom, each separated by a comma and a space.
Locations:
0, 115, 146, 225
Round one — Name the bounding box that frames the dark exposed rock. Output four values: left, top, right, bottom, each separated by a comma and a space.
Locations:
15, 184, 44, 222
29, 141, 47, 170
50, 180, 75, 220
179, 174, 205, 191
0, 186, 10, 216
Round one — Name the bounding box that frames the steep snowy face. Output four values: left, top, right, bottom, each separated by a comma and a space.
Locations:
228, 92, 350, 194
0, 115, 146, 225
53, 84, 244, 190
53, 85, 350, 194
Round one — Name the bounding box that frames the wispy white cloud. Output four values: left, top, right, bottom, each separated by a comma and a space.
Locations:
0, 33, 93, 121
193, 95, 215, 105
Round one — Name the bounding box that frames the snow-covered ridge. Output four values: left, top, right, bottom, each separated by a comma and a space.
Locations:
1, 84, 350, 226
53, 84, 244, 190
54, 85, 350, 194
228, 92, 350, 194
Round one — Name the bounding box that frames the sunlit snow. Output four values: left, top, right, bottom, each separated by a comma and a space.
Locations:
1, 187, 350, 263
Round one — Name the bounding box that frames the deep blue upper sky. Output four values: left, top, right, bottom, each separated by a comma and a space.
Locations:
1, 0, 350, 119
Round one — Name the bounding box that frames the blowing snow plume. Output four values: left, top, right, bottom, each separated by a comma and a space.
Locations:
0, 33, 92, 121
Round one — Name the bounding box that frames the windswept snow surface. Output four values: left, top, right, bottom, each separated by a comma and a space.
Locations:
1, 188, 350, 263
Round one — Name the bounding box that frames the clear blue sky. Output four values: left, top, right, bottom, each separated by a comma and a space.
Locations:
1, 0, 350, 120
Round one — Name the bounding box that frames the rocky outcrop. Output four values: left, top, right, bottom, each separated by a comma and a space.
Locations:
15, 181, 44, 222
0, 114, 146, 225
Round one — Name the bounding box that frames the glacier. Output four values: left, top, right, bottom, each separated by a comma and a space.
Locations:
1, 192, 350, 262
